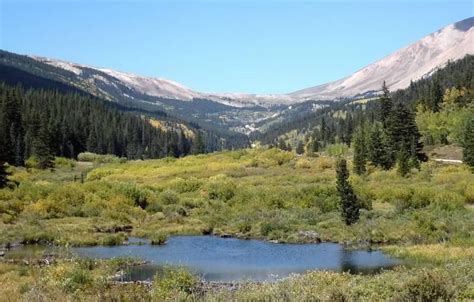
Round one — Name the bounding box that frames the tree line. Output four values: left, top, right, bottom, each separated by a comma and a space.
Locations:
0, 82, 244, 186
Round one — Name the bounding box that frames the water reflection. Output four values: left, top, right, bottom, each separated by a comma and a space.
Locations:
72, 236, 401, 282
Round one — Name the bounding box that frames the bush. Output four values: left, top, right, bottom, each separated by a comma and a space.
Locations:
168, 177, 202, 193
206, 175, 236, 202
116, 182, 150, 209
54, 157, 76, 168
58, 267, 93, 293
295, 158, 312, 169
77, 152, 125, 164
152, 267, 197, 300
325, 144, 349, 157
401, 270, 453, 301
24, 156, 47, 170
317, 156, 335, 170
150, 232, 168, 245
101, 233, 126, 246
260, 220, 290, 237
160, 189, 179, 205
431, 191, 464, 211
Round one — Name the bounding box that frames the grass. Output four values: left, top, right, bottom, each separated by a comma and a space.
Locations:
0, 148, 473, 300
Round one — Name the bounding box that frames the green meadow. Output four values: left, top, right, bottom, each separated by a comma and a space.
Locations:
0, 148, 473, 300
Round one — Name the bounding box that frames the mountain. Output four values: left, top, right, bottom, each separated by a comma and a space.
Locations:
1, 18, 472, 110
291, 17, 474, 101
31, 17, 474, 106
0, 17, 472, 134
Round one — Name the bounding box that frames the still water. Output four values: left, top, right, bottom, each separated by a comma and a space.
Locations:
72, 236, 401, 282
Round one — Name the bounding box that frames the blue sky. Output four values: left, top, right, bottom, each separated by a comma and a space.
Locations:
1, 0, 472, 93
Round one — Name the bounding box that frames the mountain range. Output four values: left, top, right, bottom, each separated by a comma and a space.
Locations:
0, 17, 472, 134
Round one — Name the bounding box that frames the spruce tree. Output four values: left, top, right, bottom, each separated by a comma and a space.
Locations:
336, 159, 360, 225
430, 80, 443, 112
33, 117, 54, 170
386, 101, 426, 163
367, 122, 393, 170
0, 161, 10, 188
379, 81, 392, 129
463, 117, 474, 171
397, 147, 410, 177
352, 126, 367, 175
296, 140, 305, 155
194, 131, 205, 154
278, 138, 287, 151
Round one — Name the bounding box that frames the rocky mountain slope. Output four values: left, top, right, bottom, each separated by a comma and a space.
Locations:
291, 17, 474, 101
35, 17, 474, 106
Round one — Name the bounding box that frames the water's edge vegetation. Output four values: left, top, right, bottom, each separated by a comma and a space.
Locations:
1, 148, 473, 300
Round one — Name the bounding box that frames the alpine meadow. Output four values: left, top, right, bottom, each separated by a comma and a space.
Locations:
0, 2, 473, 301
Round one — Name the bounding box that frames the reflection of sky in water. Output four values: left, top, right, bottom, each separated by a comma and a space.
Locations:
72, 236, 401, 282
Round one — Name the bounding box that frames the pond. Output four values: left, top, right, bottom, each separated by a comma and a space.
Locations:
72, 236, 402, 282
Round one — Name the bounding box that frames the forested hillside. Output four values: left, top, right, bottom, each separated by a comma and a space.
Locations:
254, 55, 473, 155
0, 83, 248, 172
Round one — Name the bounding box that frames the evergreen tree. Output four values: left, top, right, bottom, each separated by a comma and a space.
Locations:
310, 138, 319, 153
379, 81, 392, 128
352, 126, 367, 175
367, 123, 393, 170
336, 159, 360, 225
278, 138, 287, 151
0, 162, 10, 188
193, 131, 205, 154
33, 117, 54, 169
386, 101, 426, 163
296, 140, 305, 155
430, 80, 443, 112
397, 147, 410, 177
463, 117, 474, 171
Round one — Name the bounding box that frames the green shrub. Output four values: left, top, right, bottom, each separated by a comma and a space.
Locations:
206, 175, 236, 202
150, 232, 168, 245
77, 152, 124, 164
54, 157, 76, 168
401, 270, 453, 301
116, 182, 150, 209
325, 144, 349, 157
260, 220, 290, 237
59, 267, 93, 293
431, 191, 464, 211
152, 267, 197, 300
168, 177, 202, 193
160, 189, 179, 205
101, 233, 126, 246
25, 156, 39, 170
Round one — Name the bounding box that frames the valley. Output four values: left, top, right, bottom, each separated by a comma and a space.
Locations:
0, 9, 473, 302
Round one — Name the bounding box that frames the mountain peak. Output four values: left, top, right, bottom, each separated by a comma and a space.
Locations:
454, 16, 474, 32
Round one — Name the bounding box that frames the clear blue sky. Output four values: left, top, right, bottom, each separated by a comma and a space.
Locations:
1, 0, 473, 93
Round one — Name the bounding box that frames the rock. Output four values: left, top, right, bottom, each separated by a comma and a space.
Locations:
297, 230, 321, 243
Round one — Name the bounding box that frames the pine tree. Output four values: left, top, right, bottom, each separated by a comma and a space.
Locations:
296, 140, 305, 155
310, 138, 319, 153
336, 159, 360, 225
352, 126, 367, 175
33, 117, 54, 170
463, 117, 474, 171
397, 147, 410, 177
278, 138, 287, 151
0, 161, 10, 188
386, 101, 426, 163
379, 81, 392, 129
194, 131, 205, 154
430, 80, 443, 112
367, 123, 393, 170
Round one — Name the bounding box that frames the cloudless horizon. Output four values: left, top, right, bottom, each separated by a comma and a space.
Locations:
1, 0, 473, 94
